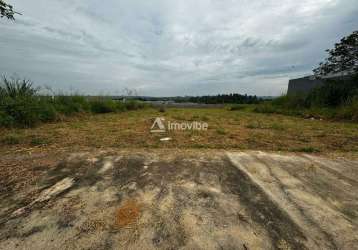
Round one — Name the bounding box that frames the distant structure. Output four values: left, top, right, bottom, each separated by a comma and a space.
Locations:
287, 72, 353, 95
287, 76, 323, 95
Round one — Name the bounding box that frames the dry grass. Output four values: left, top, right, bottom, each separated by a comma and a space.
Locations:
0, 107, 357, 153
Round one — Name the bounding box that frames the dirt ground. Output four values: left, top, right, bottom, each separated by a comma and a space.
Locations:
0, 149, 357, 250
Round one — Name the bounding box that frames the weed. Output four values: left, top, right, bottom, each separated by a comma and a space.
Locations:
90, 99, 118, 114
30, 136, 49, 146
296, 147, 320, 153
54, 95, 90, 115
270, 123, 285, 130
246, 121, 262, 129
125, 99, 145, 110
216, 128, 227, 135
1, 134, 21, 145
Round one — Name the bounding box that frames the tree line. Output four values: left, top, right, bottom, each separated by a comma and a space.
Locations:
187, 93, 261, 104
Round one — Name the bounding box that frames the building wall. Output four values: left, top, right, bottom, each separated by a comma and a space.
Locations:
287, 77, 324, 95
287, 75, 354, 95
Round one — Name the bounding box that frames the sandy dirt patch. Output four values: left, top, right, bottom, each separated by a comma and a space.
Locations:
0, 150, 357, 249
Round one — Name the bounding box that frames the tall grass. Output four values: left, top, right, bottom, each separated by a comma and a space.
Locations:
0, 76, 146, 127
254, 75, 358, 121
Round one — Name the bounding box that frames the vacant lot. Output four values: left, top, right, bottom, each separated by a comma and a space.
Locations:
0, 108, 358, 154
1, 108, 358, 249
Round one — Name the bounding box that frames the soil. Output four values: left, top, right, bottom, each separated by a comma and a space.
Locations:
0, 149, 357, 249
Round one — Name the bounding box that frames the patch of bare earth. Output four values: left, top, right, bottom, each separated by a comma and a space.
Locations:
0, 149, 357, 249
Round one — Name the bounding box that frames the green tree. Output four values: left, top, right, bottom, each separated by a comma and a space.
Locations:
314, 31, 358, 76
0, 0, 19, 20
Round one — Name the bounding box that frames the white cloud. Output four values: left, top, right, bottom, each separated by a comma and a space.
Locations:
0, 0, 357, 96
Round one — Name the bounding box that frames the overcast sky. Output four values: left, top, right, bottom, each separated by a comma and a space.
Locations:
0, 0, 357, 96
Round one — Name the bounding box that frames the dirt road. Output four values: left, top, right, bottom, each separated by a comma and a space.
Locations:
0, 150, 357, 249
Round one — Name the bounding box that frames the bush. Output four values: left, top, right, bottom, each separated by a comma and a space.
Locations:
0, 76, 43, 127
253, 103, 276, 114
38, 99, 58, 122
0, 95, 42, 127
124, 99, 145, 110
0, 76, 37, 98
54, 95, 90, 115
254, 75, 358, 121
0, 76, 146, 127
271, 94, 308, 109
296, 146, 320, 153
124, 100, 137, 110
228, 104, 247, 111
335, 96, 358, 121
0, 110, 15, 127
307, 76, 358, 107
90, 99, 118, 113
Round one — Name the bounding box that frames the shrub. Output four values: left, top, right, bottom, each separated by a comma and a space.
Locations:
0, 110, 15, 127
254, 75, 358, 121
228, 104, 247, 111
307, 76, 358, 107
124, 99, 145, 110
90, 99, 118, 113
54, 95, 90, 115
115, 102, 127, 112
0, 76, 43, 127
0, 76, 37, 98
272, 94, 308, 109
335, 96, 358, 121
0, 95, 42, 127
0, 76, 147, 127
296, 146, 320, 153
253, 103, 276, 114
38, 99, 58, 122
124, 100, 137, 110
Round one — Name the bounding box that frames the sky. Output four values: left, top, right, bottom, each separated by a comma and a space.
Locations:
0, 0, 357, 96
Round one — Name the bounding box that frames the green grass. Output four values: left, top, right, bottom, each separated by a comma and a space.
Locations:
0, 76, 147, 128
295, 146, 321, 153
29, 135, 50, 146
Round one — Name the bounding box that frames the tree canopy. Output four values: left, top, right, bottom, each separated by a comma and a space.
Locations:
0, 0, 17, 20
313, 31, 358, 76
